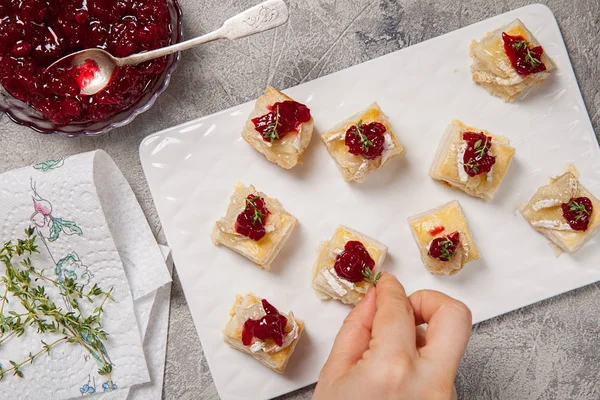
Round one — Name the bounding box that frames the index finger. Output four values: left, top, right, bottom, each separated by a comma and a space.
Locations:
371, 273, 417, 358
409, 290, 472, 379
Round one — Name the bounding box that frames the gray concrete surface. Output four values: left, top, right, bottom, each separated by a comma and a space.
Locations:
1, 0, 599, 399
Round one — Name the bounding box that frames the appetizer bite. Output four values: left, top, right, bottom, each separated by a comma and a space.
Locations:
408, 201, 480, 275
223, 293, 304, 374
242, 86, 314, 169
312, 226, 387, 305
521, 169, 600, 254
470, 19, 555, 102
212, 182, 298, 269
429, 120, 516, 201
321, 103, 405, 183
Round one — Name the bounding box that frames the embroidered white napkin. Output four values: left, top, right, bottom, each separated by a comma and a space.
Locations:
0, 150, 172, 400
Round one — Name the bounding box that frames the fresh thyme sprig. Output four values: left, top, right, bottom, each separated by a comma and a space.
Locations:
512, 39, 541, 68
246, 196, 266, 225
512, 39, 528, 51
263, 106, 282, 143
352, 120, 373, 152
568, 200, 590, 221
473, 137, 488, 160
362, 267, 382, 286
0, 227, 114, 381
463, 159, 480, 174
437, 239, 456, 261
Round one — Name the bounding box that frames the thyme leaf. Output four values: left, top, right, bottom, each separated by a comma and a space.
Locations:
362, 267, 382, 286
263, 106, 282, 143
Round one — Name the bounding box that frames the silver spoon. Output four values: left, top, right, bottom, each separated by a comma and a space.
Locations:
44, 0, 289, 96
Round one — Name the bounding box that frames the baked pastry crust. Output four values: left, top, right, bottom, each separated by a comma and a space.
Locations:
321, 103, 405, 183
470, 19, 556, 102
242, 86, 314, 169
311, 226, 388, 305
521, 170, 600, 254
211, 182, 298, 269
429, 120, 516, 201
408, 200, 480, 275
223, 293, 304, 374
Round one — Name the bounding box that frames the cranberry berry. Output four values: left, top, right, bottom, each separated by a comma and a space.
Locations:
345, 121, 386, 160
428, 232, 460, 262
334, 241, 376, 283
235, 195, 270, 241
242, 299, 288, 347
562, 197, 593, 231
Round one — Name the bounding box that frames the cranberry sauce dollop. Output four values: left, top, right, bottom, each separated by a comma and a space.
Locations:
428, 231, 460, 262
241, 299, 288, 347
251, 100, 311, 143
0, 0, 172, 123
428, 226, 445, 236
234, 195, 270, 241
334, 240, 375, 283
345, 121, 386, 160
502, 32, 546, 77
462, 131, 496, 177
561, 197, 593, 231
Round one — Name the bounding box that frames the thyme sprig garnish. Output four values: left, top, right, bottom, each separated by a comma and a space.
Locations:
437, 239, 456, 261
512, 39, 541, 68
473, 137, 488, 160
463, 159, 480, 174
362, 267, 382, 286
263, 105, 282, 143
0, 227, 114, 381
246, 196, 266, 225
568, 200, 590, 221
352, 120, 373, 152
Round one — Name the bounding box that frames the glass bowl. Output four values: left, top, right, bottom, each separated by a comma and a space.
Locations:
0, 0, 183, 137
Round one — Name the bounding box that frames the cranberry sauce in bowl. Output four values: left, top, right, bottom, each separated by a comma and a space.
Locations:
0, 0, 182, 135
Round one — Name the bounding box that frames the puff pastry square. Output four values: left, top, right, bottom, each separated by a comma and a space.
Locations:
223, 293, 304, 374
408, 200, 480, 275
521, 170, 600, 254
212, 182, 298, 269
242, 86, 314, 169
470, 19, 556, 102
321, 103, 405, 183
429, 120, 516, 201
312, 226, 388, 305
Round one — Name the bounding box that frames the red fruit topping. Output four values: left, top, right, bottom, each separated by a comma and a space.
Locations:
0, 0, 173, 124
12, 41, 31, 57
74, 10, 89, 25
234, 195, 270, 241
428, 232, 460, 262
345, 121, 386, 160
562, 197, 593, 231
334, 241, 375, 283
502, 32, 546, 77
429, 226, 445, 236
251, 100, 311, 143
75, 59, 100, 91
242, 299, 288, 347
462, 131, 496, 177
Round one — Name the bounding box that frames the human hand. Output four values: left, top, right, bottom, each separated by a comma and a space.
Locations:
313, 273, 472, 400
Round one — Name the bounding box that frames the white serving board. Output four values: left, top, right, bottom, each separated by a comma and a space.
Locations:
139, 4, 600, 400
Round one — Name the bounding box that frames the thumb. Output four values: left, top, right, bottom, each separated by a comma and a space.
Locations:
320, 288, 377, 378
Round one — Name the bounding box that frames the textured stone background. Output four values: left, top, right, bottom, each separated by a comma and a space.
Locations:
1, 0, 599, 399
